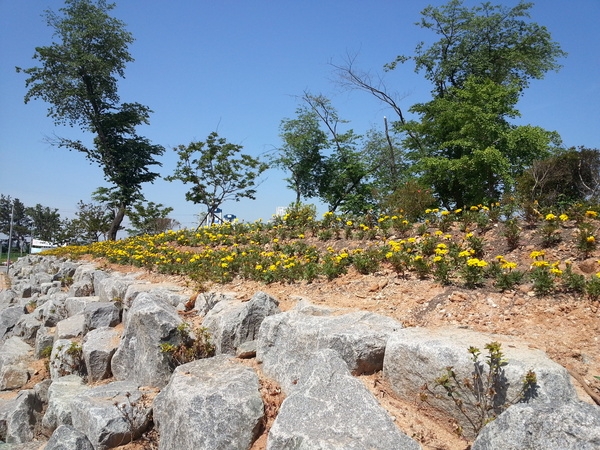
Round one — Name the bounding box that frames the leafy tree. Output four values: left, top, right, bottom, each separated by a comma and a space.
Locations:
167, 132, 268, 226
0, 195, 31, 241
400, 77, 560, 207
386, 0, 567, 97
18, 0, 164, 240
70, 199, 112, 243
127, 201, 178, 236
336, 0, 566, 208
274, 108, 328, 203
26, 204, 62, 242
516, 147, 600, 207
302, 93, 373, 215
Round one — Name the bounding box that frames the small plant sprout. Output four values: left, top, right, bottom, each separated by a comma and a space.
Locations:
420, 342, 537, 438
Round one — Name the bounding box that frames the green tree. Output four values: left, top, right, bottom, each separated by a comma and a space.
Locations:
0, 195, 31, 242
70, 199, 112, 243
302, 93, 373, 215
26, 204, 62, 242
401, 77, 560, 207
337, 0, 566, 208
274, 108, 328, 203
167, 132, 268, 226
127, 201, 177, 236
386, 0, 566, 97
18, 0, 164, 240
517, 147, 600, 207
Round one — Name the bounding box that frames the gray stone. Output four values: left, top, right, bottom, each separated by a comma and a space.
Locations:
472, 400, 600, 450
267, 349, 420, 450
82, 327, 120, 382
0, 306, 25, 340
64, 296, 100, 317
202, 291, 280, 355
34, 326, 55, 359
49, 339, 85, 380
13, 314, 42, 342
70, 381, 151, 450
39, 281, 61, 295
194, 291, 236, 316
33, 294, 68, 327
33, 378, 52, 404
236, 340, 257, 359
111, 293, 184, 388
383, 327, 578, 439
45, 425, 94, 450
55, 314, 86, 340
153, 355, 264, 450
42, 375, 88, 432
83, 302, 120, 330
0, 289, 18, 308
123, 283, 190, 309
0, 337, 34, 391
0, 390, 42, 444
257, 307, 403, 393
95, 275, 135, 303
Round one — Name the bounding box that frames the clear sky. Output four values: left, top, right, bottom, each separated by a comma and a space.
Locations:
1, 0, 599, 233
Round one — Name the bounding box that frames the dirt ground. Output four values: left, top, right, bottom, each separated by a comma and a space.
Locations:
6, 222, 600, 449
108, 257, 600, 450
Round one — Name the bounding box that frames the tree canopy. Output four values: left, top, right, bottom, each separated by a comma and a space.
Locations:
167, 132, 268, 226
18, 0, 164, 239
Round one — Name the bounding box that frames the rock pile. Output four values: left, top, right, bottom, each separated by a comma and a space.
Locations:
0, 255, 598, 449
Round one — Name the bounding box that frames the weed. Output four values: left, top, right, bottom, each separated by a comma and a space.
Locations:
420, 342, 537, 438
561, 262, 586, 294
502, 218, 520, 251
160, 323, 215, 369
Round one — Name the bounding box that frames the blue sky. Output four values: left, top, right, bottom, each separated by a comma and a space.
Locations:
1, 0, 599, 233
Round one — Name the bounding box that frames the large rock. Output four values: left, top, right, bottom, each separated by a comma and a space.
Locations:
12, 314, 42, 342
202, 291, 280, 355
71, 381, 151, 450
45, 425, 94, 450
257, 307, 403, 392
0, 337, 34, 391
472, 400, 600, 450
65, 296, 100, 317
383, 327, 577, 439
82, 327, 120, 382
83, 301, 120, 330
111, 293, 184, 388
267, 349, 421, 450
0, 305, 25, 340
0, 389, 42, 443
33, 293, 69, 327
49, 339, 85, 380
42, 375, 88, 432
94, 274, 136, 303
55, 314, 86, 340
153, 355, 264, 450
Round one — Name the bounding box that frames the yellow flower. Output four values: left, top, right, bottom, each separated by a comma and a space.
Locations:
434, 230, 443, 236
346, 220, 353, 226
470, 206, 479, 211
465, 232, 474, 239
586, 210, 598, 218
532, 260, 549, 268
587, 236, 596, 243
545, 213, 557, 221
255, 264, 263, 270
559, 214, 569, 221
454, 208, 462, 214
441, 211, 450, 216
550, 267, 563, 276
433, 255, 443, 262
530, 250, 545, 259
467, 258, 487, 267
385, 252, 394, 259
298, 234, 305, 239
501, 261, 517, 270
221, 262, 228, 268
425, 209, 432, 214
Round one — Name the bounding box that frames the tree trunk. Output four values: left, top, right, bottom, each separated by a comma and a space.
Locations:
107, 205, 126, 240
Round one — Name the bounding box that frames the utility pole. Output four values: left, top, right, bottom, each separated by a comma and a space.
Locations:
6, 203, 14, 268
